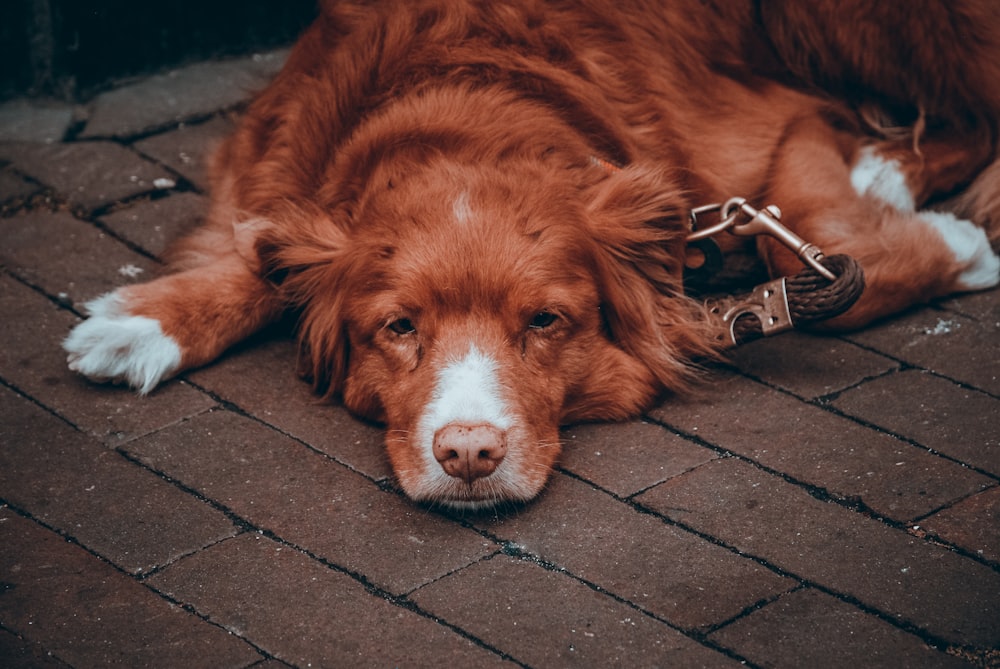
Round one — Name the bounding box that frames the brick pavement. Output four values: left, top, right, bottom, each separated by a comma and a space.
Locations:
1, 49, 999, 668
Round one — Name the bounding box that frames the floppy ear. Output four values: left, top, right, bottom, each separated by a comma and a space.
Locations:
235, 208, 357, 399
585, 166, 719, 391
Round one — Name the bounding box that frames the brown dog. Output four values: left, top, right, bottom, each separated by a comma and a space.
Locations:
65, 0, 1000, 509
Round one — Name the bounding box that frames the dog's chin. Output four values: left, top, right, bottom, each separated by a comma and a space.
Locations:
400, 471, 549, 514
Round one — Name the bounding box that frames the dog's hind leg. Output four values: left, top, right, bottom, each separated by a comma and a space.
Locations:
758, 119, 999, 329
64, 216, 283, 394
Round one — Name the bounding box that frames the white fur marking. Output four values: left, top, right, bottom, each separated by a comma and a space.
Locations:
423, 346, 513, 434
452, 191, 473, 225
919, 211, 1000, 291
851, 146, 915, 212
63, 291, 182, 394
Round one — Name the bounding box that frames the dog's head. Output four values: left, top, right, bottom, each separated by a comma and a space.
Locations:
242, 155, 713, 510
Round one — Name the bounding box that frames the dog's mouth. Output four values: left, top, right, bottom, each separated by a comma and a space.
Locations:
401, 460, 553, 511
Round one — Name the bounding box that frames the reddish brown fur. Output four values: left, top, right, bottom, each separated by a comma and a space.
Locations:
71, 0, 1000, 507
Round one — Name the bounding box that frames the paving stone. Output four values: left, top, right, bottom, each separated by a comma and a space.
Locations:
709, 588, 969, 668
81, 51, 287, 139
1, 209, 159, 304
186, 332, 393, 481
728, 332, 899, 400
0, 385, 237, 574
831, 369, 1000, 477
845, 306, 1000, 396
148, 533, 511, 668
936, 288, 1000, 323
0, 99, 74, 143
920, 486, 1000, 565
0, 141, 172, 212
0, 627, 72, 668
560, 419, 718, 498
124, 409, 494, 594
411, 554, 742, 668
0, 509, 261, 667
0, 275, 217, 443
0, 165, 43, 207
635, 458, 1000, 649
98, 191, 207, 258
649, 373, 991, 522
133, 114, 237, 191
478, 473, 793, 632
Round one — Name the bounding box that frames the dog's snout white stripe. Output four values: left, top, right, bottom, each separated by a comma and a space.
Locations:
423, 345, 512, 435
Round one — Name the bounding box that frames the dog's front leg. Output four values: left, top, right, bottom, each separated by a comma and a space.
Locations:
64, 249, 282, 394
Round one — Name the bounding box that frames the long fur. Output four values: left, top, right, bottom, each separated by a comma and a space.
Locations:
64, 0, 1000, 508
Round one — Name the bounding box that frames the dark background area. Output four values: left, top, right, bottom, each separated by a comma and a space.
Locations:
1, 0, 318, 101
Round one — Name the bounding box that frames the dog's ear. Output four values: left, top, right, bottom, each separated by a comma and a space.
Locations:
584, 166, 719, 392
236, 208, 357, 399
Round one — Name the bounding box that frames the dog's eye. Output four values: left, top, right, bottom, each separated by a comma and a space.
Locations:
528, 311, 558, 330
387, 318, 416, 335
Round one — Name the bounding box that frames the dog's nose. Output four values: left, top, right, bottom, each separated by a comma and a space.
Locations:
433, 423, 507, 483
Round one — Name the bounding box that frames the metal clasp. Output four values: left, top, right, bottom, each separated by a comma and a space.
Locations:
688, 197, 837, 281
708, 277, 793, 346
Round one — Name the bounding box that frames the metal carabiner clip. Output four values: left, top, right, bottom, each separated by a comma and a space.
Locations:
723, 199, 837, 281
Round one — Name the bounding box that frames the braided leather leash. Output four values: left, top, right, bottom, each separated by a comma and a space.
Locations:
687, 198, 866, 347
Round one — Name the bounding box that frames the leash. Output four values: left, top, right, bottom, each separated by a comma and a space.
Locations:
685, 197, 866, 347
588, 156, 865, 345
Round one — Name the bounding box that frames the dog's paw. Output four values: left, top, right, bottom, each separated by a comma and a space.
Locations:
919, 211, 1000, 291
63, 292, 182, 394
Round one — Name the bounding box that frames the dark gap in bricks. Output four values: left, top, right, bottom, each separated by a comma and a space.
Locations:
906, 524, 1000, 573
694, 368, 1000, 498
699, 583, 810, 637
809, 364, 902, 404
1, 187, 66, 219
180, 379, 394, 485
138, 555, 276, 664
642, 413, 870, 511
921, 369, 1000, 402
834, 334, 982, 389
114, 438, 261, 538
61, 116, 89, 143
242, 528, 527, 668
0, 498, 179, 587
115, 104, 250, 145
0, 165, 52, 213
401, 548, 509, 597
944, 645, 1000, 667
629, 416, 1000, 574
132, 530, 257, 582
2, 265, 81, 313
473, 527, 763, 667
817, 398, 1000, 486
58, 202, 172, 265
0, 377, 82, 432
792, 580, 967, 657
626, 483, 976, 654
95, 188, 174, 217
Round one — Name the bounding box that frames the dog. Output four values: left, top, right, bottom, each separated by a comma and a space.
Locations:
65, 0, 1000, 509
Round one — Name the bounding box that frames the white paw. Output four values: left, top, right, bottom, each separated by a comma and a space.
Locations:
919, 211, 1000, 291
850, 146, 916, 212
63, 292, 182, 394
